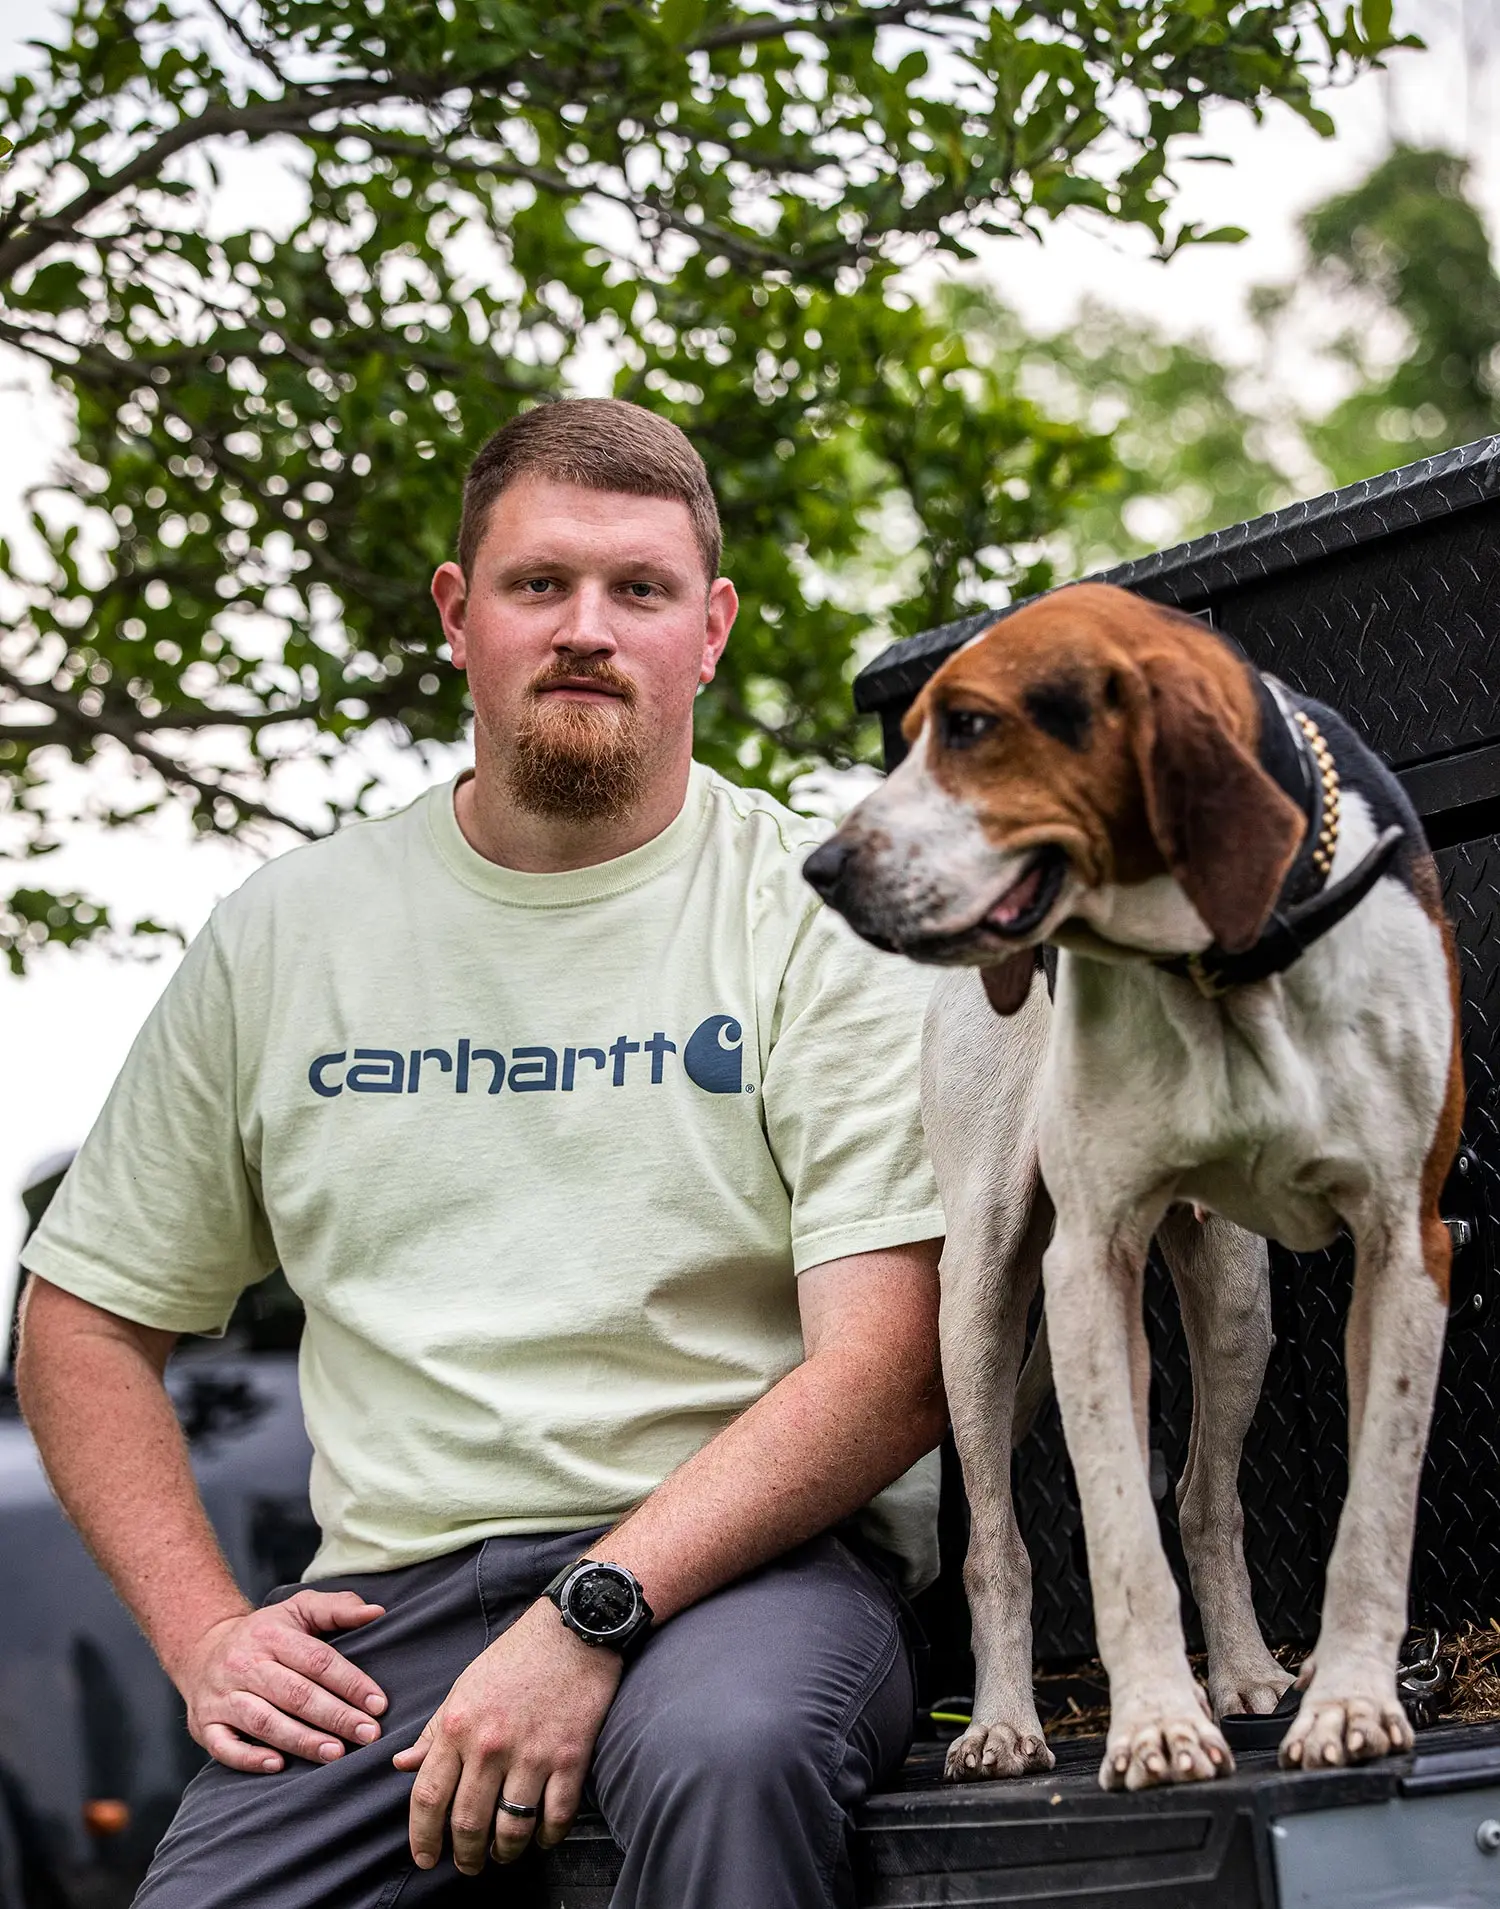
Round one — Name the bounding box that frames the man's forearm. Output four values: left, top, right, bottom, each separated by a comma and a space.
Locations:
595, 1246, 947, 1620
600, 1347, 944, 1620
17, 1277, 250, 1681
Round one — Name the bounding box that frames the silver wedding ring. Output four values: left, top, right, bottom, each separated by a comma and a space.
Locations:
496, 1797, 538, 1820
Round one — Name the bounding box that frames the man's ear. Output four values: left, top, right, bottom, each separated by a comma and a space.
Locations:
980, 951, 1037, 1016
1124, 655, 1307, 954
432, 561, 469, 668
700, 577, 738, 685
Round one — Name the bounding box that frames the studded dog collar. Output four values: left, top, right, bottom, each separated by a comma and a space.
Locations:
1292, 706, 1341, 882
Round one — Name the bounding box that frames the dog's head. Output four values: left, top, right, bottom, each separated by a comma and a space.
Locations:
804, 583, 1307, 1012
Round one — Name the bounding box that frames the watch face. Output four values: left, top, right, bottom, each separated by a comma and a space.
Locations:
569, 1567, 637, 1637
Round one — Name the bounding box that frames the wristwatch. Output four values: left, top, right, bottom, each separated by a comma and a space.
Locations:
544, 1558, 654, 1658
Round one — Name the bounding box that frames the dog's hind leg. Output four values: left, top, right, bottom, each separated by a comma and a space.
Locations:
1280, 1193, 1449, 1770
923, 969, 1055, 1781
1157, 1209, 1292, 1719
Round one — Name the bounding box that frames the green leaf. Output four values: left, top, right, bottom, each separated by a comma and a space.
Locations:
660, 0, 707, 46
1362, 0, 1395, 48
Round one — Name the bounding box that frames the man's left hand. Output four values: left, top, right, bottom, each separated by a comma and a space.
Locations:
393, 1598, 623, 1874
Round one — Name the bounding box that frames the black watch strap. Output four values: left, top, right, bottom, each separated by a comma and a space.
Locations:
545, 1559, 654, 1658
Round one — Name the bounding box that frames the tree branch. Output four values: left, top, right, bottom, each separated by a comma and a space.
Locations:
692, 0, 976, 55
348, 128, 853, 274
202, 0, 290, 85
2, 686, 332, 735
0, 72, 484, 283
0, 660, 323, 838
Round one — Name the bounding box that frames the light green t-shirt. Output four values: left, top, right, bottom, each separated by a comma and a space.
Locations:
25, 764, 946, 1588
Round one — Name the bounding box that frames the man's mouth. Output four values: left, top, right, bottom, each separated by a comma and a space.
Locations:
529, 654, 638, 706
980, 845, 1067, 940
532, 679, 635, 714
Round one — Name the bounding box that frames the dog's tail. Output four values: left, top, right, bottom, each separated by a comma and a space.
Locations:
1012, 1311, 1053, 1447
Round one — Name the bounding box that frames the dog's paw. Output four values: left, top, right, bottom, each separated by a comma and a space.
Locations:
1100, 1694, 1233, 1791
1209, 1652, 1295, 1719
1279, 1688, 1412, 1770
944, 1721, 1054, 1781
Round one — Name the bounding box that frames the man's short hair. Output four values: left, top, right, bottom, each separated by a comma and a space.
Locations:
458, 398, 723, 582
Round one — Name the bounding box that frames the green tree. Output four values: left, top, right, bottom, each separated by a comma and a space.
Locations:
1257, 144, 1500, 485
939, 285, 1294, 569
0, 0, 1408, 966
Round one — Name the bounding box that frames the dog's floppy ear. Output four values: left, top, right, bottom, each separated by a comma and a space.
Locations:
980, 951, 1036, 1016
1124, 652, 1307, 954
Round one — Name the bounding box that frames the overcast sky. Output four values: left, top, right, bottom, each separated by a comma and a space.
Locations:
1, 0, 1494, 1317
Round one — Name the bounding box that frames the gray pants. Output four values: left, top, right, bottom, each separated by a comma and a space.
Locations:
135, 1527, 914, 1909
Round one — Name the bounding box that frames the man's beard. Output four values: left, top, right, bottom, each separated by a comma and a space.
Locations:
505, 658, 649, 822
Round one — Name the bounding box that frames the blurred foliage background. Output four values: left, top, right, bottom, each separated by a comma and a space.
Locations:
5, 0, 1490, 965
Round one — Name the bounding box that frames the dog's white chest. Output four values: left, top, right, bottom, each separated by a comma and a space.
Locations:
1039, 870, 1453, 1252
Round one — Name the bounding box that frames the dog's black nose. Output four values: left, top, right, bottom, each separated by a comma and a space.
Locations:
803, 836, 852, 901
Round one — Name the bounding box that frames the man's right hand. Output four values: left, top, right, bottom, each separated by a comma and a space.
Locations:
16, 1285, 392, 1776
176, 1591, 389, 1773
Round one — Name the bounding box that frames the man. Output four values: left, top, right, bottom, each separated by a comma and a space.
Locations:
18, 398, 947, 1908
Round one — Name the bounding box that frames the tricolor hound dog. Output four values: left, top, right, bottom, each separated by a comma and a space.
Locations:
805, 582, 1462, 1792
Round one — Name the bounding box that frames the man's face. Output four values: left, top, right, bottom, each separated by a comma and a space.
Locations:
432, 475, 737, 820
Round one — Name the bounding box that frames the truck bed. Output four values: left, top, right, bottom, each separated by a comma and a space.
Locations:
543, 1723, 1500, 1907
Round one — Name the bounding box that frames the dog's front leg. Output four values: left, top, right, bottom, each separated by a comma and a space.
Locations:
1157, 1209, 1293, 1720
1045, 1212, 1233, 1791
942, 1184, 1055, 1780
923, 970, 1056, 1780
1280, 1201, 1449, 1770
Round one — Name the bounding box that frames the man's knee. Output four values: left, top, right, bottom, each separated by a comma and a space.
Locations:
625, 1686, 823, 1804
593, 1546, 911, 1844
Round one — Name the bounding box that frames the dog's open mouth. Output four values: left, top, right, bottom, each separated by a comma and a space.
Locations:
981, 845, 1067, 940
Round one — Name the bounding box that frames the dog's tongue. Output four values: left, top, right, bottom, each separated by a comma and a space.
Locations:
986, 858, 1044, 928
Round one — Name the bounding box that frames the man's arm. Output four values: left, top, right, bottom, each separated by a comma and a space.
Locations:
18, 1277, 391, 1770
397, 1236, 945, 1875
587, 1235, 946, 1611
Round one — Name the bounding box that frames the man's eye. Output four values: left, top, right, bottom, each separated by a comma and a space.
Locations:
941, 707, 998, 749
623, 582, 658, 600
521, 578, 555, 595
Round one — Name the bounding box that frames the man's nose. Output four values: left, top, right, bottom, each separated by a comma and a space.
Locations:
553, 581, 617, 654
802, 836, 854, 902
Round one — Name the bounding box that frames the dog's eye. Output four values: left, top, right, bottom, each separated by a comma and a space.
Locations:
940, 707, 998, 750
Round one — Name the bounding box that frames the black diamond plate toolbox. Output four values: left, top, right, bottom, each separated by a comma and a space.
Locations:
861, 436, 1500, 1671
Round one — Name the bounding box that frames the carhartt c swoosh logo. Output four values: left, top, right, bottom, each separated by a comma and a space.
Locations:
681, 1014, 744, 1095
